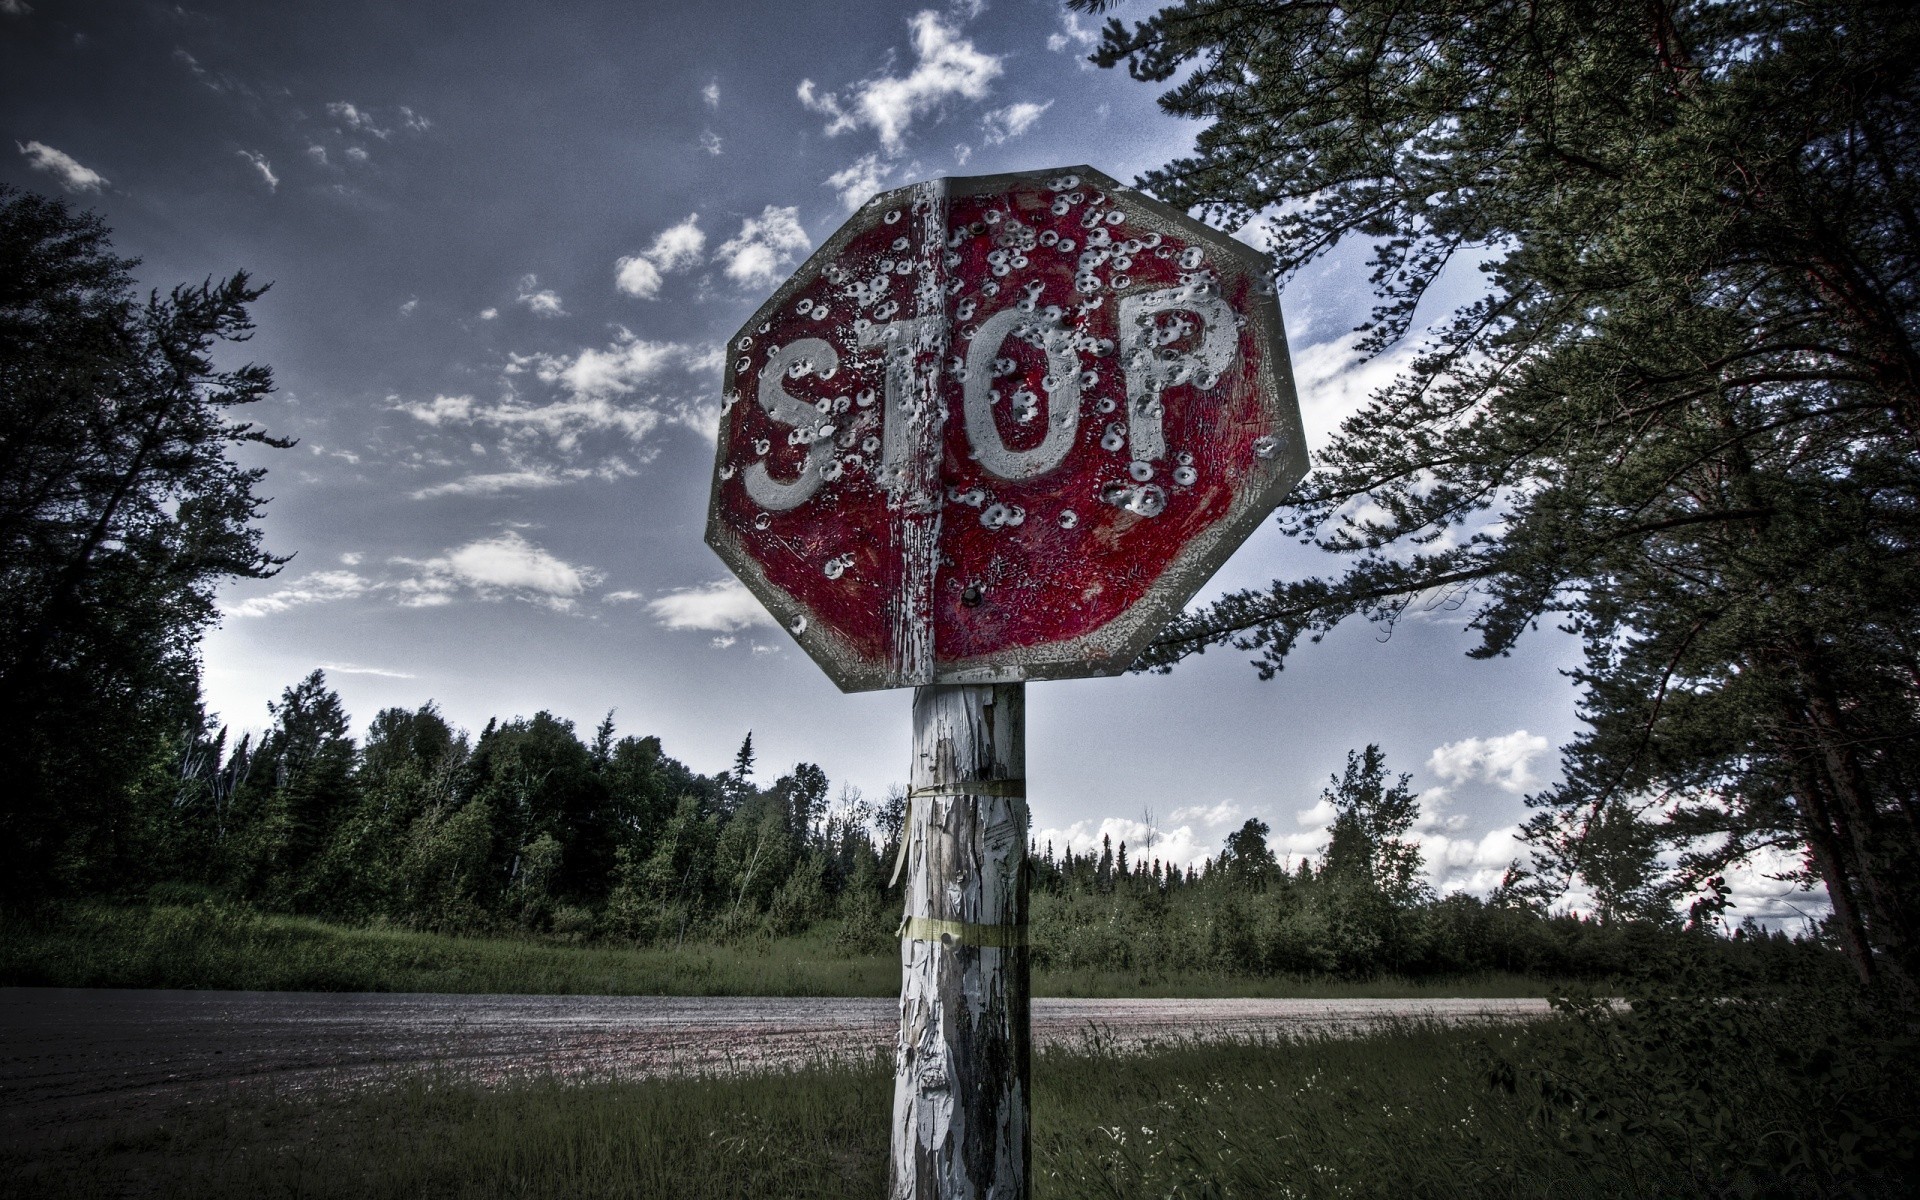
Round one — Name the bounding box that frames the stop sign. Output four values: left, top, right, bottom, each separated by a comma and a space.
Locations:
706, 165, 1307, 691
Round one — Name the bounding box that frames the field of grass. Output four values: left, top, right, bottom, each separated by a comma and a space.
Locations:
0, 902, 1559, 998
7, 1015, 1901, 1199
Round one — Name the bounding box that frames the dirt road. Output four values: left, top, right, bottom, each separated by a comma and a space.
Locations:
0, 988, 1548, 1143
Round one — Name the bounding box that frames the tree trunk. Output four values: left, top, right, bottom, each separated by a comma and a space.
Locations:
891, 683, 1029, 1200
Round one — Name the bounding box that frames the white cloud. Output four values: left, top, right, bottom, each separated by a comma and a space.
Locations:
306, 144, 328, 165
516, 273, 566, 317
797, 10, 1002, 154
710, 635, 737, 649
524, 331, 693, 402
702, 78, 720, 108
615, 214, 706, 299
400, 106, 431, 133
1427, 730, 1552, 795
1288, 335, 1423, 450
716, 205, 810, 290
953, 143, 972, 166
980, 100, 1050, 145
2, 1, 34, 16
316, 662, 417, 679
699, 130, 723, 156
1047, 11, 1098, 54
222, 570, 372, 618
397, 531, 602, 611
602, 590, 644, 604
479, 307, 498, 320
16, 141, 107, 192
825, 153, 892, 211
398, 394, 474, 426
647, 579, 776, 632
407, 458, 634, 500
235, 150, 278, 192
345, 145, 369, 163
398, 297, 418, 317
327, 100, 390, 139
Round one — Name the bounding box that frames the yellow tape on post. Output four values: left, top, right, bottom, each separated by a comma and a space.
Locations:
897, 915, 1029, 949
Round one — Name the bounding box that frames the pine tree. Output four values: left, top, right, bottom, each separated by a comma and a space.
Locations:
1085, 0, 1920, 985
0, 186, 287, 898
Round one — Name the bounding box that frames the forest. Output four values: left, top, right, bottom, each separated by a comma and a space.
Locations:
29, 665, 1809, 988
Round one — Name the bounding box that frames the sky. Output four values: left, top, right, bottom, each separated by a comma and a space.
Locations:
1, 0, 1820, 926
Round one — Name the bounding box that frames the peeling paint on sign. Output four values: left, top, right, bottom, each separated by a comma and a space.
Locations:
706, 164, 1307, 691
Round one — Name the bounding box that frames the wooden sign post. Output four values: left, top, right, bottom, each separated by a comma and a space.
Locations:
705, 166, 1308, 1199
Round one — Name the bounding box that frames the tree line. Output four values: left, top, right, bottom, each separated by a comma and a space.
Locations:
61, 667, 1812, 984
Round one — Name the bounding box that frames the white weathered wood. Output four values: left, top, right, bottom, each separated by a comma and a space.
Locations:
887, 178, 949, 687
892, 683, 1029, 1200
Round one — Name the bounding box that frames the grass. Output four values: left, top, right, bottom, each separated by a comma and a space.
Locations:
0, 902, 1561, 998
5, 1019, 1863, 1200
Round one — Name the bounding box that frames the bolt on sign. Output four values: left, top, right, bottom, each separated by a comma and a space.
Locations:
705, 166, 1307, 1200
706, 166, 1307, 691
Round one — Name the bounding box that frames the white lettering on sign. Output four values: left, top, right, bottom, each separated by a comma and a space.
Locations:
744, 338, 839, 512
1117, 285, 1237, 462
745, 288, 1240, 506
962, 308, 1082, 481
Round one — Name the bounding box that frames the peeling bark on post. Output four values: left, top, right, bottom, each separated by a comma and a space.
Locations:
892, 683, 1029, 1200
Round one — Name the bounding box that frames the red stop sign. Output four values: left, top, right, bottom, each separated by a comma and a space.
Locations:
706, 166, 1307, 691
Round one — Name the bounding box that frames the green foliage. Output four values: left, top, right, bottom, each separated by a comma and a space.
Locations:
1089, 0, 1920, 986
1489, 972, 1919, 1195
0, 185, 288, 901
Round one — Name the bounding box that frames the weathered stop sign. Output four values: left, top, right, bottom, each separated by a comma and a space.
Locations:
706, 166, 1307, 690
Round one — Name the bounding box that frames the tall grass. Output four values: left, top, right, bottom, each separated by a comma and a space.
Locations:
0, 903, 1559, 998
8, 1016, 1904, 1199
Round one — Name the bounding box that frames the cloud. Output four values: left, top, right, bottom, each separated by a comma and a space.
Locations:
702, 78, 720, 108
980, 100, 1050, 145
396, 531, 602, 610
615, 214, 706, 299
235, 150, 278, 192
306, 144, 328, 165
316, 662, 417, 679
224, 537, 604, 613
716, 206, 810, 290
1047, 11, 1099, 54
398, 394, 474, 425
1427, 730, 1552, 795
601, 590, 644, 604
518, 331, 699, 403
797, 10, 1002, 154
479, 307, 498, 320
647, 579, 776, 632
2, 1, 33, 16
399, 106, 431, 133
407, 458, 635, 500
1287, 335, 1424, 450
16, 141, 107, 192
516, 274, 566, 317
699, 130, 722, 156
345, 145, 369, 163
825, 153, 892, 211
222, 570, 372, 618
327, 100, 390, 139
398, 297, 418, 317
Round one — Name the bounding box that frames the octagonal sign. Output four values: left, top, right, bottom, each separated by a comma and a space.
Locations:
706, 166, 1308, 692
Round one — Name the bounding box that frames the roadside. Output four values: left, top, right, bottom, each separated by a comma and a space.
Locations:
0, 902, 1570, 1000
0, 987, 1550, 1145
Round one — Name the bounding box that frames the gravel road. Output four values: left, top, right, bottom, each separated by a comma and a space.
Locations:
0, 988, 1548, 1144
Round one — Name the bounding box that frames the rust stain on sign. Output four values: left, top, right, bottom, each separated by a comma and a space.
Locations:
706, 165, 1308, 691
